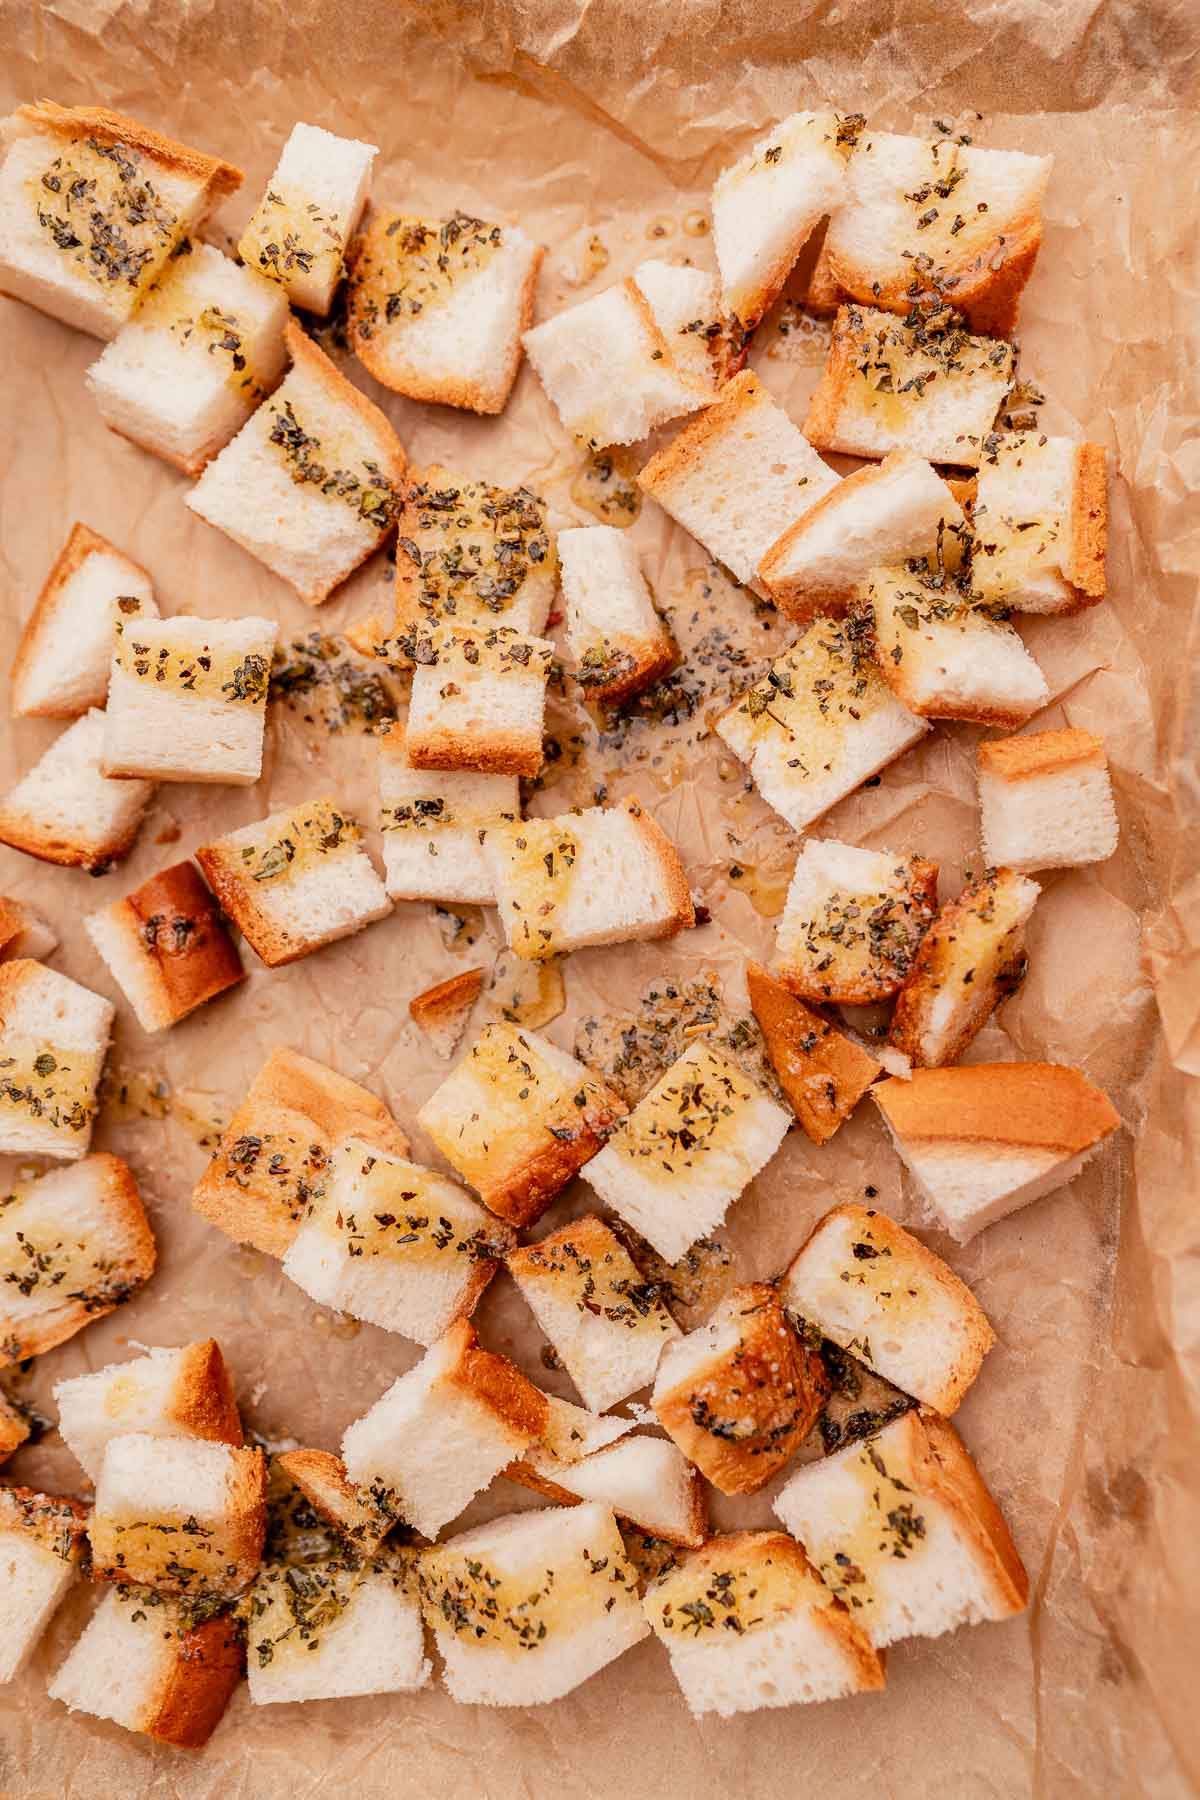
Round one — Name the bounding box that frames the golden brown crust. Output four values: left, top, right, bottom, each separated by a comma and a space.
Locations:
442, 1318, 549, 1442
169, 1341, 243, 1449
622, 798, 696, 936
192, 841, 301, 971
800, 309, 855, 452
879, 661, 1041, 730
804, 236, 847, 316
1069, 443, 1108, 599
946, 475, 977, 511
0, 1388, 31, 1462
746, 961, 880, 1145
12, 523, 148, 719
758, 454, 907, 620
917, 1410, 1028, 1614
18, 102, 243, 199
275, 1447, 392, 1554
978, 727, 1107, 783
113, 861, 244, 1025
404, 727, 543, 781
638, 369, 764, 502
828, 215, 1043, 339
0, 1482, 89, 1554
577, 633, 679, 709
145, 1610, 245, 1749
0, 897, 25, 959
873, 1062, 1121, 1154
409, 968, 484, 1036
479, 1115, 623, 1230
0, 794, 146, 874
888, 870, 1031, 1068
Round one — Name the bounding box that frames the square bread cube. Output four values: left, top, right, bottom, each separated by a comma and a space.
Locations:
196, 797, 390, 967
0, 101, 240, 340
418, 1502, 647, 1705
85, 859, 244, 1032
773, 838, 940, 1004
0, 896, 57, 964
239, 121, 376, 316
192, 1046, 409, 1258
506, 1432, 706, 1548
416, 1022, 627, 1228
0, 961, 114, 1161
12, 522, 157, 718
584, 1040, 791, 1263
53, 1339, 242, 1484
391, 469, 556, 648
349, 208, 543, 413
978, 728, 1119, 872
558, 525, 677, 705
773, 1410, 1028, 1647
102, 612, 277, 784
0, 1387, 31, 1462
404, 624, 553, 778
341, 1317, 547, 1537
631, 258, 730, 395
0, 709, 154, 872
86, 242, 289, 474
377, 721, 519, 905
246, 1552, 429, 1705
971, 434, 1107, 613
506, 1213, 682, 1411
645, 1529, 884, 1718
273, 1448, 392, 1556
0, 1484, 89, 1683
90, 1433, 267, 1596
746, 961, 882, 1145
652, 1284, 828, 1495
868, 563, 1049, 726
187, 320, 406, 605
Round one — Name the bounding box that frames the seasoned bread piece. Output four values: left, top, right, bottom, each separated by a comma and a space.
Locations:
977, 729, 1119, 872
646, 1529, 884, 1717
971, 433, 1106, 613
246, 1551, 428, 1706
187, 320, 406, 606
715, 616, 930, 834
196, 798, 390, 967
632, 258, 730, 394
48, 1584, 243, 1747
90, 1434, 267, 1596
378, 721, 518, 905
0, 1484, 89, 1683
390, 470, 555, 648
482, 798, 694, 962
409, 968, 484, 1059
653, 1285, 828, 1494
867, 563, 1049, 727
558, 526, 677, 705
12, 522, 157, 718
0, 1386, 31, 1461
404, 624, 553, 778
585, 1041, 791, 1263
536, 1394, 638, 1463
55, 1340, 241, 1484
804, 234, 847, 314
774, 1410, 1028, 1646
102, 612, 276, 784
417, 1022, 626, 1228
273, 1448, 391, 1556
804, 305, 1016, 467
419, 1502, 647, 1704
349, 208, 542, 413
889, 867, 1039, 1068
781, 1204, 995, 1413
192, 1046, 409, 1258
507, 1214, 682, 1411
773, 839, 939, 1005
0, 101, 240, 340
0, 895, 57, 963
507, 1433, 706, 1548
746, 962, 881, 1145
85, 859, 244, 1032
0, 708, 154, 872
874, 1062, 1121, 1241
341, 1317, 547, 1537
239, 121, 376, 316
0, 960, 113, 1160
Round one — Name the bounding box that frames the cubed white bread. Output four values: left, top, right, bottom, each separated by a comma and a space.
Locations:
239, 121, 376, 315
0, 1387, 31, 1461
773, 1410, 1028, 1647
404, 625, 553, 779
537, 1395, 638, 1464
557, 526, 676, 705
187, 320, 406, 606
53, 1340, 242, 1484
419, 1502, 647, 1704
273, 1449, 391, 1555
889, 867, 1040, 1068
11, 522, 157, 718
0, 1485, 89, 1683
745, 961, 882, 1146
340, 1317, 547, 1538
349, 210, 542, 413
646, 1530, 884, 1717
632, 259, 727, 393
506, 1213, 682, 1411
85, 859, 244, 1032
102, 612, 276, 784
0, 961, 114, 1161
585, 1042, 791, 1264
409, 968, 485, 1060
868, 565, 1049, 727
196, 798, 390, 967
773, 839, 940, 1006
0, 101, 241, 340
47, 1584, 243, 1747
0, 895, 58, 963
282, 1136, 515, 1345
711, 110, 847, 328
246, 1554, 429, 1704
804, 306, 1016, 467
971, 434, 1107, 612
86, 242, 289, 475
523, 277, 707, 449
873, 1062, 1121, 1241
759, 452, 964, 621
780, 1203, 994, 1413
638, 371, 841, 595
90, 1432, 267, 1595
0, 709, 154, 872
508, 1434, 706, 1548
391, 470, 556, 645
483, 798, 694, 962
977, 729, 1119, 872
378, 721, 519, 904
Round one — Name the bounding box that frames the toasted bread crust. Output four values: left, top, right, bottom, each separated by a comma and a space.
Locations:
18, 101, 243, 199
746, 961, 880, 1144
800, 311, 856, 454
873, 1062, 1121, 1153
476, 1105, 626, 1229
1069, 443, 1108, 598
145, 1610, 245, 1748
409, 968, 484, 1037
0, 1390, 31, 1461
638, 369, 766, 502
828, 213, 1043, 339
275, 1447, 390, 1552
12, 523, 150, 719
877, 657, 1042, 730
193, 839, 321, 970
170, 1341, 243, 1448
978, 727, 1107, 783
888, 870, 1032, 1068
0, 897, 26, 959
112, 861, 244, 1024
623, 798, 696, 936
0, 795, 146, 873
915, 1410, 1028, 1613
442, 1318, 548, 1442
404, 727, 544, 780
805, 237, 847, 316
577, 633, 678, 708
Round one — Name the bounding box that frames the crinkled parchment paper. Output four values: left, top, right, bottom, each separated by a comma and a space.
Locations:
0, 2, 1197, 1795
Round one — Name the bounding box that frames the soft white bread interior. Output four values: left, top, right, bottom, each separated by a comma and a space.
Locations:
0, 1484, 89, 1683
868, 563, 1049, 727
0, 708, 155, 872
390, 470, 556, 645
404, 624, 553, 779
978, 728, 1119, 872
631, 258, 728, 393
745, 961, 881, 1146
245, 1552, 429, 1705
0, 895, 58, 963
711, 109, 847, 328
971, 433, 1107, 613
378, 721, 519, 905
89, 1432, 267, 1595
85, 858, 245, 1033
773, 838, 940, 1004
0, 960, 114, 1161
239, 121, 376, 315
508, 1432, 707, 1548
557, 525, 676, 705
408, 968, 485, 1060
12, 522, 157, 718
53, 1339, 242, 1484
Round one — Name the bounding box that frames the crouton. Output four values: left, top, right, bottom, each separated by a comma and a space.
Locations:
773, 839, 940, 1004
273, 1449, 391, 1556
239, 122, 376, 316
90, 1434, 267, 1595
85, 859, 244, 1032
867, 563, 1049, 727
0, 1387, 30, 1462
404, 623, 553, 778
558, 526, 677, 705
632, 258, 730, 393
977, 729, 1119, 871
535, 1395, 638, 1464
0, 101, 240, 340
746, 962, 881, 1144
187, 320, 406, 606
409, 968, 484, 1059
0, 1484, 89, 1683
0, 708, 154, 872
390, 471, 556, 648
774, 1410, 1028, 1646
11, 522, 157, 718
53, 1340, 242, 1484
873, 1062, 1121, 1241
0, 961, 114, 1160
804, 234, 846, 313
349, 208, 543, 413
416, 1022, 626, 1228
245, 1550, 429, 1705
0, 895, 57, 963
378, 721, 519, 904
970, 433, 1106, 613
508, 1433, 706, 1548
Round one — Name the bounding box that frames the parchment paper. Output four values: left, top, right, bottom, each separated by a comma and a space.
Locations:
0, 2, 1197, 1795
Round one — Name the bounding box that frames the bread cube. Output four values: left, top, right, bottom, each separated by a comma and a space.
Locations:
349, 208, 543, 413
0, 961, 114, 1160
54, 1340, 242, 1484
0, 896, 57, 963
419, 1502, 647, 1704
971, 433, 1107, 612
507, 1213, 682, 1411
246, 1552, 429, 1705
378, 722, 519, 905
558, 526, 677, 705
0, 101, 240, 340
391, 470, 556, 647
187, 320, 406, 605
746, 961, 881, 1145
341, 1317, 547, 1537
632, 258, 730, 394
773, 838, 940, 1005
90, 1433, 267, 1595
12, 522, 157, 718
645, 1529, 884, 1717
507, 1432, 706, 1548
978, 729, 1119, 872
239, 121, 376, 316
0, 708, 154, 872
585, 1040, 790, 1263
712, 110, 848, 328
192, 1046, 409, 1258
0, 1484, 89, 1683
774, 1410, 1028, 1646
409, 968, 484, 1059
273, 1448, 391, 1556
85, 859, 244, 1032
404, 624, 553, 778
535, 1394, 638, 1463
0, 1387, 30, 1462
868, 563, 1049, 727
